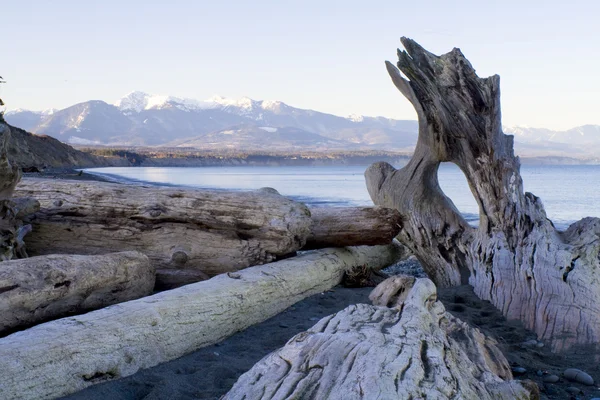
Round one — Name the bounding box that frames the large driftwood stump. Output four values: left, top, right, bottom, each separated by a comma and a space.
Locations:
225, 278, 533, 400
0, 244, 403, 400
0, 251, 153, 335
15, 180, 402, 280
366, 37, 600, 352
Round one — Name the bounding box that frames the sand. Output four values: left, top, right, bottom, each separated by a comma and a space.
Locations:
61, 286, 375, 400
58, 262, 600, 400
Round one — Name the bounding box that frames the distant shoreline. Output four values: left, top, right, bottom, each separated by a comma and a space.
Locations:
73, 147, 600, 168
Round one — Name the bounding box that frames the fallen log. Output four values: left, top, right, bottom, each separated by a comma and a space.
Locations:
15, 178, 313, 276
15, 180, 402, 279
225, 277, 534, 400
366, 37, 600, 352
0, 243, 403, 400
303, 206, 402, 249
0, 251, 153, 335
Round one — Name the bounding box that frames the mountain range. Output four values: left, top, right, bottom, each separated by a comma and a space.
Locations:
5, 92, 600, 158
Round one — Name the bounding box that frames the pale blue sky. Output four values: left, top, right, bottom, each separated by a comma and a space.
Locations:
2, 0, 599, 129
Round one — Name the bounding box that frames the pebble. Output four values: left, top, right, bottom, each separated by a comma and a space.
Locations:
279, 323, 289, 328
543, 384, 558, 396
536, 342, 544, 348
564, 368, 595, 385
566, 386, 582, 395
536, 370, 543, 377
512, 366, 527, 375
543, 374, 560, 383
309, 317, 320, 321
522, 339, 538, 347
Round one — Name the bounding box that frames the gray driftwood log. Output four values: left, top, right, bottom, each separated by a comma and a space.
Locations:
0, 251, 153, 335
303, 206, 402, 249
365, 37, 600, 352
15, 178, 313, 276
225, 277, 534, 400
0, 244, 403, 400
15, 180, 401, 280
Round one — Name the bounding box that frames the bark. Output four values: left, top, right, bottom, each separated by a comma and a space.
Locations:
225, 277, 533, 400
0, 244, 403, 400
15, 180, 401, 279
154, 268, 210, 291
365, 37, 600, 352
0, 251, 153, 335
15, 178, 313, 276
303, 206, 402, 249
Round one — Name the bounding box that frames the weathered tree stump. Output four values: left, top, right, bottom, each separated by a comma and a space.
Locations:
365, 37, 600, 352
225, 278, 533, 400
0, 243, 403, 400
0, 251, 153, 335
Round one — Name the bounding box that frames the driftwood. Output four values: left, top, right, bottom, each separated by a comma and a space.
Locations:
366, 37, 600, 352
15, 179, 313, 276
0, 251, 153, 335
303, 206, 402, 249
225, 277, 534, 400
14, 180, 401, 279
0, 244, 403, 400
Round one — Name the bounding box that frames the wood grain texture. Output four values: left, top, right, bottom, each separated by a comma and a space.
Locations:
226, 278, 532, 400
0, 251, 153, 335
15, 178, 313, 276
304, 206, 402, 249
0, 244, 403, 400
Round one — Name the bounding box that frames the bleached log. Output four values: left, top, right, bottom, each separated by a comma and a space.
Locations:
303, 206, 402, 249
15, 178, 313, 276
366, 37, 600, 352
0, 251, 153, 335
15, 180, 402, 280
225, 278, 534, 400
0, 243, 403, 400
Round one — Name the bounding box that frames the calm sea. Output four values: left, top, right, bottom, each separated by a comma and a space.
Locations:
84, 164, 600, 231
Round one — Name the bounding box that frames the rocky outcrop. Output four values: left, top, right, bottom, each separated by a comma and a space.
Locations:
5, 123, 108, 169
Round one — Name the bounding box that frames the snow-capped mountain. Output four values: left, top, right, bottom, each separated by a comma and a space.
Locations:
4, 92, 599, 157
4, 92, 419, 149
505, 125, 600, 145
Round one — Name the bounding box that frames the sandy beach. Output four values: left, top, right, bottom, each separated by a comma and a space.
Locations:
56, 259, 600, 400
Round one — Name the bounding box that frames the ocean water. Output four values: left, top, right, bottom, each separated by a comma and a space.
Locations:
84, 164, 600, 231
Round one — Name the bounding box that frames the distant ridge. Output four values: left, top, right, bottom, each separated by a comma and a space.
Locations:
5, 92, 600, 158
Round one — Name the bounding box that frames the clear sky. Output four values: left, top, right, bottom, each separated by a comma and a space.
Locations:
2, 0, 599, 129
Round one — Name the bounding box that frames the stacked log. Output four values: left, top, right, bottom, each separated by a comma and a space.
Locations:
15, 179, 403, 288
0, 243, 403, 400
